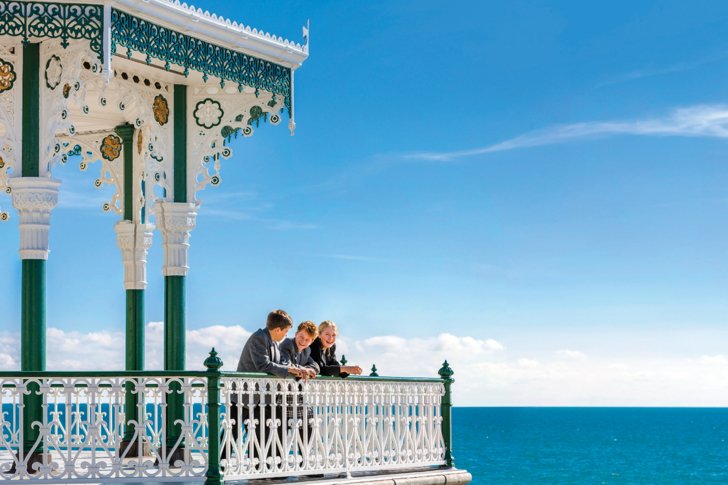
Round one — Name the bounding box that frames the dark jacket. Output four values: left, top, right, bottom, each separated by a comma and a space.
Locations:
309, 337, 348, 377
279, 338, 320, 373
233, 328, 291, 405
236, 328, 289, 378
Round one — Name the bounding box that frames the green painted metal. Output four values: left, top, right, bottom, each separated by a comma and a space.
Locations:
21, 43, 39, 177
173, 85, 187, 203
21, 260, 45, 453
115, 124, 135, 221
0, 1, 104, 62
123, 289, 144, 441
164, 277, 186, 369
438, 361, 455, 468
369, 364, 379, 377
204, 349, 224, 485
111, 10, 292, 115
165, 276, 186, 447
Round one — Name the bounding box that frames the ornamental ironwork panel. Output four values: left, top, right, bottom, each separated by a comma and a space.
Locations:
110, 9, 293, 116
0, 1, 103, 61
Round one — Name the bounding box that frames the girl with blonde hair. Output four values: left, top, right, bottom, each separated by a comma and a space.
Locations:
309, 320, 362, 377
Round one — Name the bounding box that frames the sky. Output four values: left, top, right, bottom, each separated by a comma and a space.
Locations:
2, 0, 728, 406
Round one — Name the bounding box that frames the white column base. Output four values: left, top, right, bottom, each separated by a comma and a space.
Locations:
114, 221, 154, 290
154, 202, 198, 277
9, 177, 61, 260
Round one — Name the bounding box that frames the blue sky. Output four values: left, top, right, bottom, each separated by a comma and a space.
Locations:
2, 1, 728, 405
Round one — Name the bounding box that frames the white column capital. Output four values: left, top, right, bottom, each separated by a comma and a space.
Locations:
114, 221, 154, 290
154, 201, 199, 277
9, 177, 61, 260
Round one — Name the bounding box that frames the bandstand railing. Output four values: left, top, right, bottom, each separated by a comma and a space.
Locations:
0, 350, 455, 484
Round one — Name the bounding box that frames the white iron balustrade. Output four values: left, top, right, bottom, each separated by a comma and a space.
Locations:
0, 373, 209, 482
0, 365, 451, 483
220, 376, 446, 480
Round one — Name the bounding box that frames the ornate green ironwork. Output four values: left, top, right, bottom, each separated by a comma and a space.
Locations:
193, 98, 223, 129
0, 1, 103, 61
44, 54, 61, 90
110, 8, 292, 116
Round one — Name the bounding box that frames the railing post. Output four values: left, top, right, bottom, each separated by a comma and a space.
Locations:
438, 360, 455, 468
205, 348, 223, 485
369, 364, 379, 377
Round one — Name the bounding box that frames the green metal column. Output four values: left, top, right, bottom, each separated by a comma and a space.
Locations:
20, 42, 43, 455
165, 275, 185, 449
165, 84, 188, 452
21, 260, 44, 454
438, 361, 455, 468
116, 124, 146, 450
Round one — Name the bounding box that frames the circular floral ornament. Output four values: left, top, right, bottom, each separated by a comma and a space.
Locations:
153, 95, 169, 126
194, 98, 223, 129
100, 134, 123, 161
44, 55, 62, 90
0, 58, 16, 93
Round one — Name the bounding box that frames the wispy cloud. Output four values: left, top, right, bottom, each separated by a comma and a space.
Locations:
405, 104, 728, 162
200, 194, 318, 231
266, 220, 319, 231
307, 253, 392, 263
597, 51, 728, 88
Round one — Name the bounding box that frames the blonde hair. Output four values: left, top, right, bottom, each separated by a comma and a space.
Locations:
318, 320, 338, 336
298, 321, 318, 338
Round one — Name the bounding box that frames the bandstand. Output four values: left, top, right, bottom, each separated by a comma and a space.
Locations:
0, 1, 471, 484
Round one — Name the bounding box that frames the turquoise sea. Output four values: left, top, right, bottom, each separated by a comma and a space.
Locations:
453, 407, 728, 484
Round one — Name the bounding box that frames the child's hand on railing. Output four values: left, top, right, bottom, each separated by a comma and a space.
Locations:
343, 365, 363, 375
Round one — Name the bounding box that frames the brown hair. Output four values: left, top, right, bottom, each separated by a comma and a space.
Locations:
297, 321, 318, 338
266, 309, 293, 330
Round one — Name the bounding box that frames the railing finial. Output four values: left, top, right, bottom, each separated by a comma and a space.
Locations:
340, 354, 347, 365
204, 348, 223, 372
438, 360, 454, 382
370, 364, 379, 377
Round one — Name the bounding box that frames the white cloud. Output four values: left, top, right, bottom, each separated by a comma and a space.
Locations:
2, 325, 728, 407
556, 349, 587, 361
406, 104, 728, 161
700, 354, 728, 365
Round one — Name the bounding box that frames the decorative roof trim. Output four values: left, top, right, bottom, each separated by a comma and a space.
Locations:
111, 8, 293, 115
0, 1, 104, 60
114, 0, 308, 67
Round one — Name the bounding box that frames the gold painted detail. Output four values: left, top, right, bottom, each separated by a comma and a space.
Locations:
0, 58, 16, 92
153, 94, 169, 126
100, 134, 122, 161
62, 83, 71, 98
137, 130, 143, 155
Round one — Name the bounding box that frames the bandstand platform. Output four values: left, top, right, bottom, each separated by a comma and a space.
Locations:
0, 1, 471, 483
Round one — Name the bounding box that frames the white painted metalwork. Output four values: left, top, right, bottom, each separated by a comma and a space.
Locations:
0, 373, 446, 482
220, 376, 446, 481
0, 374, 208, 482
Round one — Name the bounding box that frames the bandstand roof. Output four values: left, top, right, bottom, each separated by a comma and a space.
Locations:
0, 0, 310, 215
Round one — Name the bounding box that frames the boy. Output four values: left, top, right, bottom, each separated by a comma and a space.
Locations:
225, 310, 314, 467
279, 320, 320, 372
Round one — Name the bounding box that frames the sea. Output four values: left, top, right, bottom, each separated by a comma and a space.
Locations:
453, 407, 728, 484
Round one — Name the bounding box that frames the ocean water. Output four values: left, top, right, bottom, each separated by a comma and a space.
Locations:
453, 407, 728, 484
